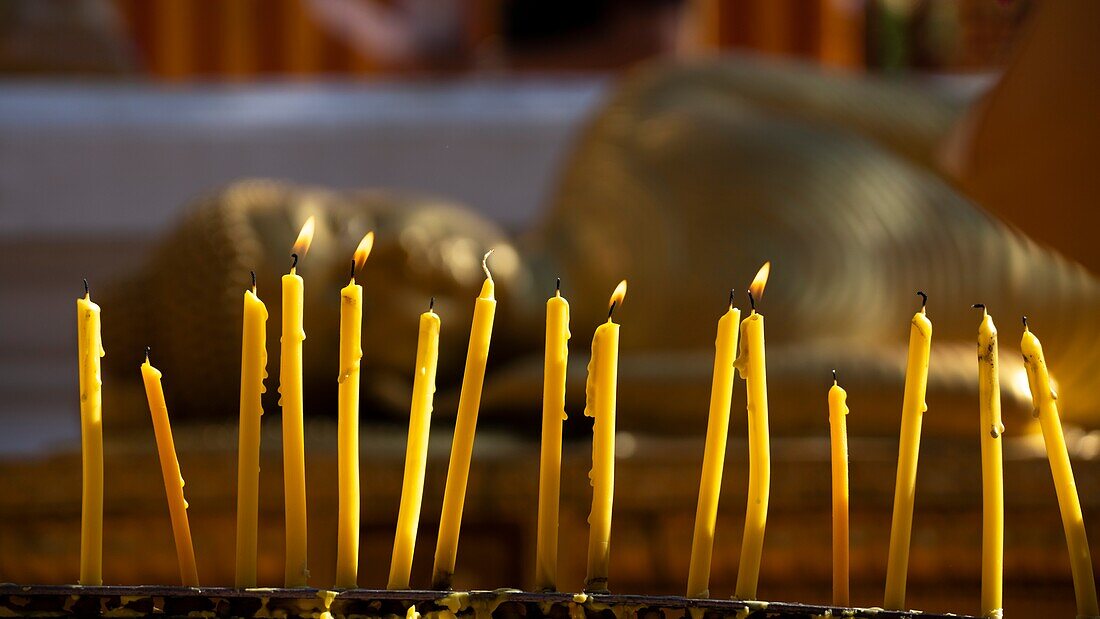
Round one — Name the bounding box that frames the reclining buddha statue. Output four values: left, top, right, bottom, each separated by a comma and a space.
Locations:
103, 1, 1100, 438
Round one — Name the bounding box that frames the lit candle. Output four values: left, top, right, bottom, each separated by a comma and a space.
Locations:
828, 371, 850, 608
76, 279, 104, 586
1021, 317, 1099, 618
335, 231, 374, 589
734, 262, 771, 601
141, 349, 199, 586
686, 290, 740, 599
235, 272, 268, 588
536, 279, 571, 592
884, 292, 932, 611
974, 305, 1004, 618
432, 250, 497, 590
387, 298, 441, 590
281, 216, 315, 587
584, 279, 627, 593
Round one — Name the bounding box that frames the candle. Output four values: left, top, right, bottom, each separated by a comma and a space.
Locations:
141, 349, 200, 586
734, 262, 771, 601
76, 279, 104, 586
281, 216, 315, 587
584, 279, 627, 593
235, 272, 268, 588
686, 291, 740, 599
387, 299, 441, 590
1021, 318, 1099, 618
828, 371, 850, 608
884, 292, 932, 611
974, 305, 1005, 618
432, 250, 498, 590
536, 279, 571, 592
335, 231, 374, 589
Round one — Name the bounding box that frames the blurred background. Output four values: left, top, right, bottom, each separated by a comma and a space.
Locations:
2, 0, 1099, 617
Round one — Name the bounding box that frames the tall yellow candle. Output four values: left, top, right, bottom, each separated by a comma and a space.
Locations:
76, 280, 104, 586
335, 231, 374, 589
432, 250, 498, 590
280, 216, 315, 588
686, 291, 740, 599
828, 371, 850, 608
974, 305, 1004, 618
235, 272, 268, 588
387, 299, 441, 590
734, 262, 771, 601
884, 292, 932, 611
584, 279, 627, 593
536, 279, 571, 592
141, 350, 199, 587
1021, 318, 1099, 618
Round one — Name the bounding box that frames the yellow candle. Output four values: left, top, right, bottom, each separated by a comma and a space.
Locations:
884, 292, 932, 611
1022, 318, 1099, 618
387, 300, 441, 590
828, 372, 850, 608
281, 216, 315, 587
76, 280, 104, 586
141, 350, 200, 586
335, 231, 374, 589
974, 305, 1005, 618
235, 272, 268, 588
686, 292, 740, 599
584, 279, 627, 593
734, 262, 771, 601
536, 279, 571, 592
432, 250, 498, 590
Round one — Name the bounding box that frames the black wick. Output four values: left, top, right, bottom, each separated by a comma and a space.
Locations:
832, 368, 837, 384
83, 278, 89, 295
916, 290, 927, 309
144, 345, 151, 360
291, 253, 299, 269
728, 288, 735, 308
609, 301, 618, 319
429, 296, 435, 311
556, 277, 561, 294
972, 303, 985, 311
349, 259, 356, 281
1022, 315, 1029, 328
748, 289, 756, 311
250, 270, 256, 289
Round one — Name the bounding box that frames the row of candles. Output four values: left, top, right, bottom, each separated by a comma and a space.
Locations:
72, 217, 1098, 617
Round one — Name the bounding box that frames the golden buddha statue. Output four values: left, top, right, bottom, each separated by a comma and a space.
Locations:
102, 2, 1100, 438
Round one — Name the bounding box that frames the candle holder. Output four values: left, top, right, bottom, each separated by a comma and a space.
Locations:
0, 585, 976, 618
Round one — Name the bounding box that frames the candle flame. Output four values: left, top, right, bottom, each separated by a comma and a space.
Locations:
609, 279, 628, 311
292, 216, 317, 258
749, 261, 771, 302
352, 231, 375, 274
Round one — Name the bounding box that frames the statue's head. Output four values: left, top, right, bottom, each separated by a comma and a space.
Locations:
103, 179, 534, 423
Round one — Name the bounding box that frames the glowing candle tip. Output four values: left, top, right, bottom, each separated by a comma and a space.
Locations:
608, 279, 628, 318
351, 231, 375, 278
748, 262, 771, 310
291, 215, 316, 260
